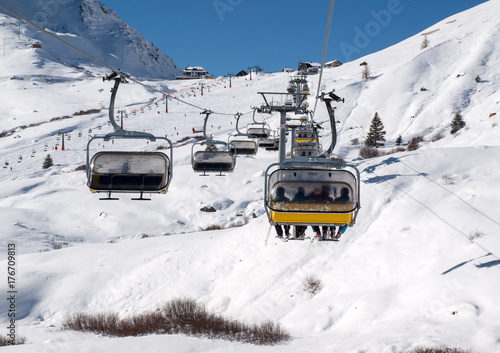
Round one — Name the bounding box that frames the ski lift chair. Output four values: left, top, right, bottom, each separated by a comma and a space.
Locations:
228, 139, 258, 156
191, 110, 237, 175
247, 124, 270, 139
86, 73, 173, 200
265, 161, 360, 227
192, 140, 236, 175
87, 132, 173, 200
246, 108, 271, 139
227, 113, 258, 156
258, 137, 277, 149
295, 126, 317, 144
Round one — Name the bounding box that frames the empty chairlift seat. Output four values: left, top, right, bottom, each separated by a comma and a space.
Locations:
229, 140, 258, 156
191, 139, 236, 174
192, 151, 235, 173
258, 138, 275, 148
247, 125, 270, 139
88, 151, 170, 193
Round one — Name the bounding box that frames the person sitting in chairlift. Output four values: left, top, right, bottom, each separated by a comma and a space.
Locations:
292, 187, 308, 239
334, 187, 350, 203
309, 184, 333, 203
309, 185, 335, 239
273, 186, 291, 239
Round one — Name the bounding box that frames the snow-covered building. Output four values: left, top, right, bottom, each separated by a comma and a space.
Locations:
325, 59, 342, 68
177, 66, 210, 80
297, 61, 321, 74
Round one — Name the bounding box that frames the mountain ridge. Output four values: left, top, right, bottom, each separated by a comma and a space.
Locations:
0, 0, 181, 79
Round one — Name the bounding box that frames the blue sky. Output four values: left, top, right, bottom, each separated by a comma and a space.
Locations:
101, 0, 488, 76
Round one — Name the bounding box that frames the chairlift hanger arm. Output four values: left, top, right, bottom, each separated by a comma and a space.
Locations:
320, 91, 345, 155
200, 110, 214, 140
234, 113, 243, 135
102, 73, 156, 141
105, 74, 128, 133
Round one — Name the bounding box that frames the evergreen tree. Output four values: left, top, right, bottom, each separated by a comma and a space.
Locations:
450, 112, 466, 134
365, 113, 386, 147
42, 154, 53, 169
395, 135, 403, 146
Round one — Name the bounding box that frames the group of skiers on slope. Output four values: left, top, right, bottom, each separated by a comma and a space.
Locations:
273, 184, 349, 241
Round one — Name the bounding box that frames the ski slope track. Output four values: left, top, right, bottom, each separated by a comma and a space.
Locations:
1, 1, 500, 352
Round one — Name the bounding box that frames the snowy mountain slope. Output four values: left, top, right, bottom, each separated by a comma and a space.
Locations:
1, 1, 500, 353
316, 0, 500, 148
0, 0, 180, 79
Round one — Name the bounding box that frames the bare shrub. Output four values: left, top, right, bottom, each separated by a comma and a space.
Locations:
431, 133, 444, 142
359, 146, 380, 159
200, 206, 217, 213
398, 346, 474, 353
63, 298, 290, 345
329, 156, 345, 164
407, 136, 424, 151
468, 230, 484, 243
386, 146, 406, 155
249, 320, 290, 345
176, 135, 205, 144
201, 224, 224, 231
0, 335, 27, 346
0, 130, 15, 138
73, 109, 101, 116
52, 241, 63, 250
440, 173, 454, 185
73, 164, 86, 172
49, 115, 72, 122
155, 145, 170, 150
303, 275, 322, 295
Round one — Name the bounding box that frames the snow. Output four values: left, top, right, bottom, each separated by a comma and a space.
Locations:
1, 0, 500, 352
0, 0, 181, 80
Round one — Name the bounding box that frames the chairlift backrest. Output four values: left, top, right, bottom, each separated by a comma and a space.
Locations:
267, 168, 357, 212
247, 125, 270, 139
191, 139, 236, 174
228, 140, 258, 156
88, 151, 170, 193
